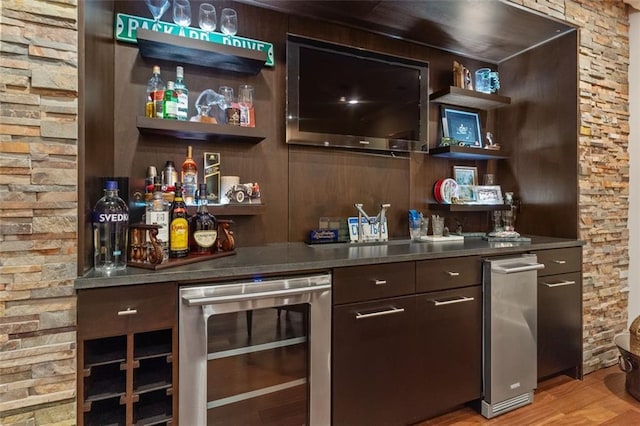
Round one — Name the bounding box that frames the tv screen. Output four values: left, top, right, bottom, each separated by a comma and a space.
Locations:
287, 35, 428, 153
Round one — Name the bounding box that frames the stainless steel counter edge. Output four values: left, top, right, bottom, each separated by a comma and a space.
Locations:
74, 236, 584, 289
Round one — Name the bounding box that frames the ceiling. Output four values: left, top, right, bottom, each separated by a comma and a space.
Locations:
238, 0, 576, 63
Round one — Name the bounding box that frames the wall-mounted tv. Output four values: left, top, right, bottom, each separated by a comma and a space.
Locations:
286, 35, 429, 153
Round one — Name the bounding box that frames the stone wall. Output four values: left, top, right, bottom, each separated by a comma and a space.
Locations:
0, 0, 78, 424
0, 0, 631, 423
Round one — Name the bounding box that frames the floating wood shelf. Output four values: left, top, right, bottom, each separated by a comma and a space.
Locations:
429, 145, 509, 160
430, 86, 511, 110
136, 28, 267, 74
137, 117, 266, 143
429, 203, 512, 212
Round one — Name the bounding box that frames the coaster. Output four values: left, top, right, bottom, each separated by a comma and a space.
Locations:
420, 235, 464, 242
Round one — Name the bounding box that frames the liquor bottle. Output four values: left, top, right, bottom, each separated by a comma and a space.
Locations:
175, 66, 189, 121
146, 178, 170, 260
169, 182, 189, 258
146, 65, 165, 118
190, 183, 218, 255
181, 145, 198, 204
92, 180, 129, 271
163, 81, 178, 120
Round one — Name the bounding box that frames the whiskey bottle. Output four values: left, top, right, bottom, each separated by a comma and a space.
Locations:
146, 178, 170, 260
190, 183, 218, 255
163, 81, 178, 120
146, 65, 165, 118
181, 145, 198, 204
175, 66, 189, 121
169, 183, 189, 258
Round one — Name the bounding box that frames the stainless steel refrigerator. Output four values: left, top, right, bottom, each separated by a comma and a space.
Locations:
481, 255, 544, 418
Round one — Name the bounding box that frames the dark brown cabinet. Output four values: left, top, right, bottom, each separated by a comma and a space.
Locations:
333, 295, 418, 426
332, 259, 482, 425
534, 247, 583, 380
77, 283, 177, 426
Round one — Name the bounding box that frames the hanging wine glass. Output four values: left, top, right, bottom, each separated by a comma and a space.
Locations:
145, 0, 171, 31
173, 0, 191, 37
198, 3, 216, 34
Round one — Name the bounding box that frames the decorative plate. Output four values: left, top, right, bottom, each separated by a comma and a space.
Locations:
439, 178, 458, 204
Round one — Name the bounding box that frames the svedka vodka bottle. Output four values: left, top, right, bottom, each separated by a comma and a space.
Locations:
93, 180, 129, 271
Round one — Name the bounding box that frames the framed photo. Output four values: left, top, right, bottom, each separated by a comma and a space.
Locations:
475, 185, 504, 204
441, 107, 482, 147
453, 166, 478, 186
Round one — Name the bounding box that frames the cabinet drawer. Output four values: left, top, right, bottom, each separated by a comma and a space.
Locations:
333, 262, 415, 305
416, 256, 481, 293
77, 283, 176, 339
534, 247, 582, 276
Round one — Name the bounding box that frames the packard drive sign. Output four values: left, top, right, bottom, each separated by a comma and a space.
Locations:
115, 13, 274, 67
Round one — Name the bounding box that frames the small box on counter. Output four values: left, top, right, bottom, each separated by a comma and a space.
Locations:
204, 152, 220, 204
308, 229, 339, 244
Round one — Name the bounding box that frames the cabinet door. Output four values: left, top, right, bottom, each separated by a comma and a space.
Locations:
414, 286, 482, 421
537, 271, 582, 379
332, 295, 417, 426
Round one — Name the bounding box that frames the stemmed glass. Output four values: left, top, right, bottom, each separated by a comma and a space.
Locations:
145, 0, 171, 31
220, 8, 238, 36
173, 0, 191, 37
198, 3, 216, 34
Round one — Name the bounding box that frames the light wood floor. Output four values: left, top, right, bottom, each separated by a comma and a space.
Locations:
420, 366, 640, 425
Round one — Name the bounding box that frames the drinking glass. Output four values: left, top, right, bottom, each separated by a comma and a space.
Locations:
173, 0, 191, 36
145, 0, 171, 31
238, 84, 253, 108
198, 3, 216, 33
220, 8, 238, 36
218, 86, 234, 109
431, 215, 445, 237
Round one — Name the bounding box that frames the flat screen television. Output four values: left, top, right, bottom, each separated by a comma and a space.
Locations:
286, 35, 429, 153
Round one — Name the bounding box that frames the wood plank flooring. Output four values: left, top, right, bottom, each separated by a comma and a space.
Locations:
419, 366, 640, 425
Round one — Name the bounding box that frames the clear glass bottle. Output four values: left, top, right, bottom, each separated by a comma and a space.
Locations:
93, 180, 129, 271
175, 66, 189, 121
146, 65, 165, 118
190, 183, 218, 255
146, 178, 170, 260
169, 182, 189, 258
163, 80, 178, 120
181, 145, 198, 204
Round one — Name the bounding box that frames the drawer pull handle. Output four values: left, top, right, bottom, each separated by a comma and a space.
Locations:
432, 296, 475, 306
552, 260, 567, 264
356, 307, 404, 319
117, 308, 138, 316
373, 279, 387, 285
542, 280, 576, 288
446, 271, 460, 277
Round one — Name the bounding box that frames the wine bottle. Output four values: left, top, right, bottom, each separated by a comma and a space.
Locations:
169, 183, 189, 258
181, 145, 198, 204
190, 183, 218, 255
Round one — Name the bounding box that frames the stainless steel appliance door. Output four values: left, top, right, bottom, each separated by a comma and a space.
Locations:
179, 273, 331, 426
484, 256, 544, 404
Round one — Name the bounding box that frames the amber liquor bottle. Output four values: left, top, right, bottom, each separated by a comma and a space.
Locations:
169, 183, 189, 258
190, 183, 218, 255
181, 145, 198, 204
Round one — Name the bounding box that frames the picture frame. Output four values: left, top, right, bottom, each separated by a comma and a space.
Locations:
453, 166, 478, 202
475, 185, 504, 205
441, 107, 482, 148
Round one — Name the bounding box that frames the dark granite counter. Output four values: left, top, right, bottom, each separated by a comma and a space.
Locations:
75, 235, 583, 289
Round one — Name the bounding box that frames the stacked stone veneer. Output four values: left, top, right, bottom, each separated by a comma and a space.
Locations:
0, 0, 631, 423
0, 0, 78, 424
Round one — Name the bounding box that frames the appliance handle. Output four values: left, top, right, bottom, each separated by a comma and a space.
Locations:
432, 296, 474, 306
492, 263, 544, 274
541, 280, 576, 288
355, 306, 404, 319
183, 284, 331, 306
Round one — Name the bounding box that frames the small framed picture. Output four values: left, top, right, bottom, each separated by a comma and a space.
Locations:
453, 166, 478, 186
475, 185, 504, 204
441, 107, 482, 148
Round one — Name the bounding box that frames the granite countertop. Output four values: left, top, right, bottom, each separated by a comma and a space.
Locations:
74, 235, 583, 289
